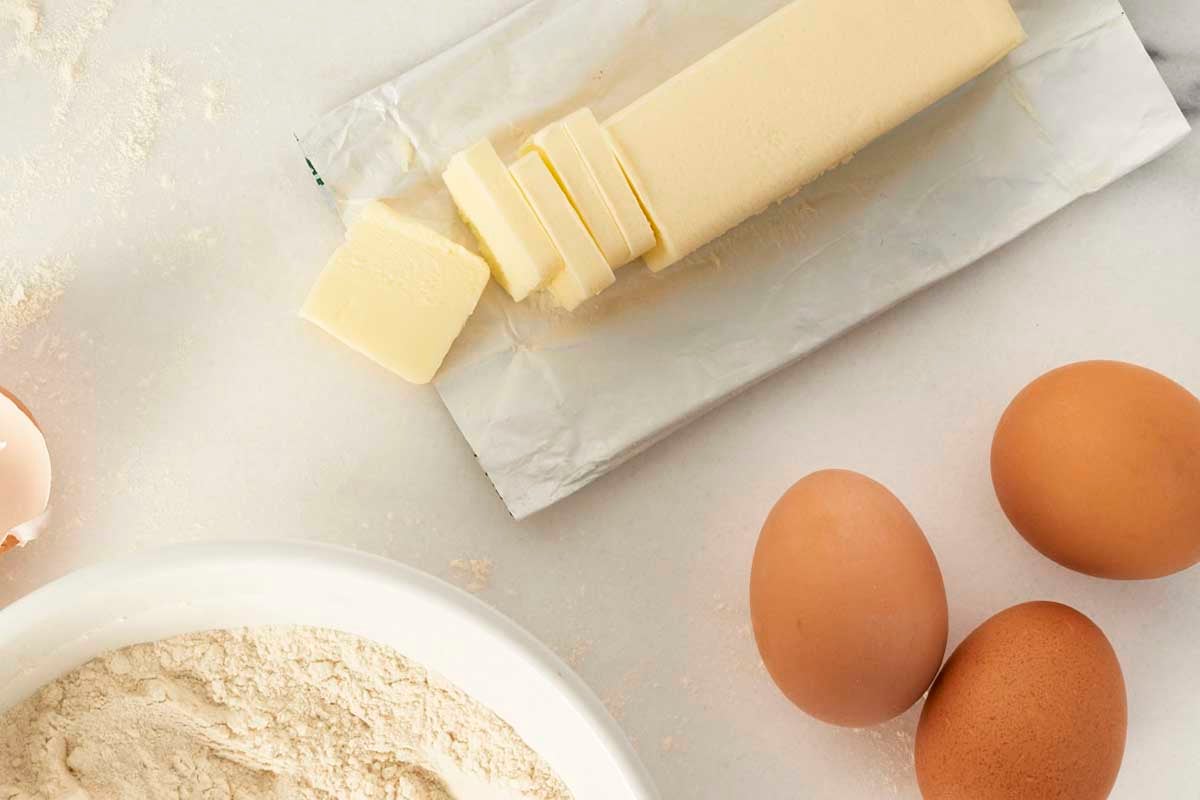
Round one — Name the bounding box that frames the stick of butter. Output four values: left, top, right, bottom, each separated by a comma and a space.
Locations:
560, 108, 656, 263
510, 152, 615, 311
606, 0, 1026, 271
443, 140, 560, 301
301, 201, 490, 385
523, 122, 631, 269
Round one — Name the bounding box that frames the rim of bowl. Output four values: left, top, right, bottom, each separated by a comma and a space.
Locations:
0, 539, 660, 800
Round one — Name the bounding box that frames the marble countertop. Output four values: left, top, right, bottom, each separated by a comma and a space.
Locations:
1, 1, 1196, 797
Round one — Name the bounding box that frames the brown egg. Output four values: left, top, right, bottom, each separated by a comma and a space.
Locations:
916, 601, 1126, 800
749, 470, 948, 727
991, 360, 1200, 579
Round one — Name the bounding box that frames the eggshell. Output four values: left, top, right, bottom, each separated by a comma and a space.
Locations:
1, 387, 52, 550
991, 360, 1200, 579
916, 601, 1126, 800
750, 470, 948, 727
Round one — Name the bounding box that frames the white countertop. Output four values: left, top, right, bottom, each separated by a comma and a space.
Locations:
1, 1, 1197, 798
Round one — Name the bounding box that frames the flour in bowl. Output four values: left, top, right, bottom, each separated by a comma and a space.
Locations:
0, 627, 572, 800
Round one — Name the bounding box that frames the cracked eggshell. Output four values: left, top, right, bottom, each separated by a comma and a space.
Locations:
1, 387, 52, 553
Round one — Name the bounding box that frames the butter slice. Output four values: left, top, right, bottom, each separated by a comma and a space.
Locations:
302, 201, 490, 385
606, 0, 1026, 271
443, 140, 559, 301
510, 153, 615, 311
523, 123, 630, 269
561, 108, 656, 262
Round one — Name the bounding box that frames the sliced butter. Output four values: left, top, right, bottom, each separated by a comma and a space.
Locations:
302, 201, 490, 385
510, 153, 615, 311
606, 0, 1026, 271
523, 122, 630, 269
443, 139, 560, 301
561, 108, 656, 262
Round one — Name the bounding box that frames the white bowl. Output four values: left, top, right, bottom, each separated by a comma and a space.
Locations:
0, 540, 659, 800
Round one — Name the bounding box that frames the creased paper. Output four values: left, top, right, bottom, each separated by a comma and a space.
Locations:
299, 0, 1190, 519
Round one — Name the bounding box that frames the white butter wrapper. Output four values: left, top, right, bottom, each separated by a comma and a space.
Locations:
299, 0, 1190, 519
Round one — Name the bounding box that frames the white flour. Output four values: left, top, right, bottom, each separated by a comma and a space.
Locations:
449, 558, 494, 593
1, 257, 76, 349
0, 627, 573, 800
1, 0, 182, 344
0, 0, 117, 136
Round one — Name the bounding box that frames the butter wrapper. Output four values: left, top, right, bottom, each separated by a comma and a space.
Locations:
299, 0, 1190, 519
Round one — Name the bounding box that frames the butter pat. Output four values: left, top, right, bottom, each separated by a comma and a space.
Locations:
561, 109, 656, 262
606, 0, 1026, 271
443, 140, 559, 301
302, 201, 490, 385
523, 123, 630, 268
510, 153, 615, 311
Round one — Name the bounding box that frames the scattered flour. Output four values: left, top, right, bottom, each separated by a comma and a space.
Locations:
848, 711, 921, 797
601, 669, 644, 723
201, 79, 225, 120
183, 226, 216, 247
0, 0, 195, 343
449, 558, 494, 593
0, 257, 76, 348
0, 0, 40, 42
659, 735, 686, 754
562, 639, 592, 669
0, 626, 572, 800
1, 0, 116, 122
100, 55, 176, 202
